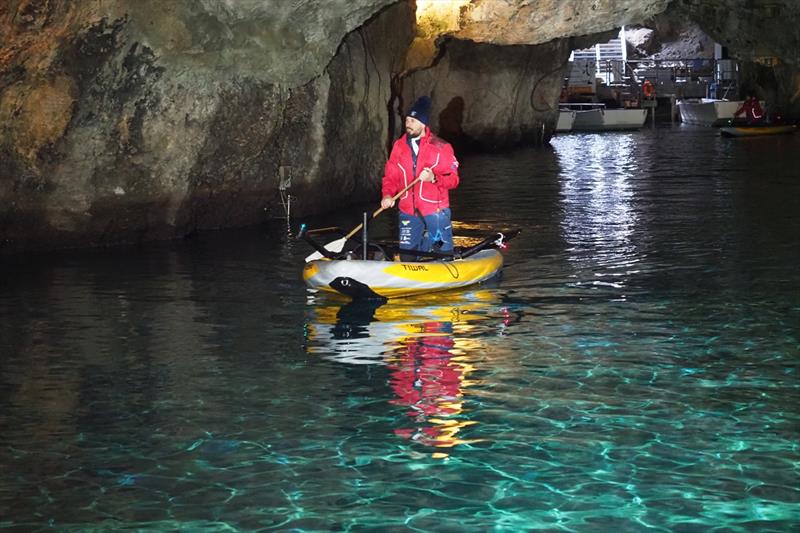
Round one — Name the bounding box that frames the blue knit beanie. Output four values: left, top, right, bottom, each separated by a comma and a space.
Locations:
407, 96, 431, 125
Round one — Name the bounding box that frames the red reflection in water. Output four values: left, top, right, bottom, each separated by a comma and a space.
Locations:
388, 321, 473, 452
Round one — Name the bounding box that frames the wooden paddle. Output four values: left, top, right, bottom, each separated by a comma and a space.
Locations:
304, 175, 424, 262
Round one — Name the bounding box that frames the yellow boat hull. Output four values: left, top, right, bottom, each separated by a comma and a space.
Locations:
720, 125, 796, 137
303, 249, 503, 299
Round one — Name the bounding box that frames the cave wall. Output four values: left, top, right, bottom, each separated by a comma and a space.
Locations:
673, 0, 799, 68
0, 0, 408, 251
626, 17, 715, 61
401, 39, 572, 151
447, 0, 671, 46
316, 12, 413, 211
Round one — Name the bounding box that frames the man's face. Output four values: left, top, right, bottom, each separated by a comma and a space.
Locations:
405, 116, 425, 137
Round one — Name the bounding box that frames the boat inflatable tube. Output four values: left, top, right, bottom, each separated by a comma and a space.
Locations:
304, 249, 504, 300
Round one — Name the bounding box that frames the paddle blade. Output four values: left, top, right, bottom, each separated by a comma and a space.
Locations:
304, 237, 346, 262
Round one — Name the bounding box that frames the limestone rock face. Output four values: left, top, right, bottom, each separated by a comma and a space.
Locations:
450, 0, 671, 46
0, 0, 407, 250
406, 0, 671, 74
673, 0, 799, 67
626, 19, 715, 60
402, 39, 572, 150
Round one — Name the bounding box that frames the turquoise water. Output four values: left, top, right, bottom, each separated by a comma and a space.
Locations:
1, 125, 798, 531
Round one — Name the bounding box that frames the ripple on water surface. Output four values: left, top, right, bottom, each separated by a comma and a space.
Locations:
1, 126, 798, 530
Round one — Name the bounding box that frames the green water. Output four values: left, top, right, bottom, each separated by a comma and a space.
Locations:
1, 126, 798, 531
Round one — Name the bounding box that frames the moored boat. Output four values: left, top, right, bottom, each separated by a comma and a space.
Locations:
562, 103, 647, 131
719, 124, 796, 137
572, 107, 647, 131
677, 98, 743, 126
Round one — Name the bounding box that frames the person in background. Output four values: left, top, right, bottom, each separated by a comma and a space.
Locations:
733, 94, 765, 123
642, 79, 655, 100
380, 96, 460, 257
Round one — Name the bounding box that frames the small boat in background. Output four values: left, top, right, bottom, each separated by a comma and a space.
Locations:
719, 124, 796, 137
677, 98, 744, 126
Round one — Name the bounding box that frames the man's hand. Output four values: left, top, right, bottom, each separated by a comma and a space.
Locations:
420, 167, 435, 183
380, 195, 395, 209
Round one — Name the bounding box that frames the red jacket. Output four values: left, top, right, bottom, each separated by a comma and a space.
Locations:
381, 128, 459, 216
734, 98, 764, 121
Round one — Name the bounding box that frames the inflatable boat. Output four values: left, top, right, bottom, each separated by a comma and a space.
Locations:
719, 124, 796, 137
300, 227, 516, 300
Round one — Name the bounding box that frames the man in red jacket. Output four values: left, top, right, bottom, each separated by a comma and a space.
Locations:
734, 94, 764, 123
381, 96, 460, 256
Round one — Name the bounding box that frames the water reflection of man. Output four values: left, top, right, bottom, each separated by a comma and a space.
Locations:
305, 293, 517, 456
387, 320, 477, 454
